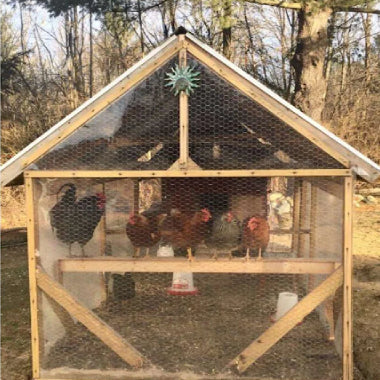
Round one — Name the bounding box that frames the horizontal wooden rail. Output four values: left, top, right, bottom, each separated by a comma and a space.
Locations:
24, 169, 352, 178
58, 257, 340, 274
105, 228, 312, 236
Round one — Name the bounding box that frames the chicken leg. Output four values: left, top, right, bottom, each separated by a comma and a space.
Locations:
187, 247, 194, 261
81, 245, 87, 257
133, 247, 141, 258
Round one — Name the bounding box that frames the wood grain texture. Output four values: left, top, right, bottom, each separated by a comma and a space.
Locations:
58, 257, 339, 274
228, 266, 343, 373
36, 269, 145, 368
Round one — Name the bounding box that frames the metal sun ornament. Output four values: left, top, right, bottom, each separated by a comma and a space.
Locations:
165, 64, 200, 96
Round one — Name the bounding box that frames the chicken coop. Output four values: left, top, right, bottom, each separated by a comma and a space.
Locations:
2, 30, 380, 380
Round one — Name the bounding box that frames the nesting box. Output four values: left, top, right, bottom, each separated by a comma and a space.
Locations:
2, 31, 380, 380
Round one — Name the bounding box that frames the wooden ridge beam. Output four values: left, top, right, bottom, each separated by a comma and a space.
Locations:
58, 257, 340, 274
228, 266, 343, 373
36, 269, 145, 368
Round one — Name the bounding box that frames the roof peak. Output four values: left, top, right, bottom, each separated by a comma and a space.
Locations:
174, 26, 187, 35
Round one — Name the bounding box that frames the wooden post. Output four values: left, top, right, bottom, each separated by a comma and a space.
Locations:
25, 176, 40, 379
343, 176, 353, 380
291, 179, 301, 253
133, 180, 139, 211
178, 35, 189, 169
309, 184, 318, 291
298, 180, 309, 258
99, 182, 108, 302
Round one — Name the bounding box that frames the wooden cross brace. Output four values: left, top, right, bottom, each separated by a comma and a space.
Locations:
36, 268, 145, 368
228, 266, 343, 373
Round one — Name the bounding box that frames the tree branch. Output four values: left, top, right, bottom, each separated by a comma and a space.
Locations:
334, 6, 380, 15
244, 0, 301, 10
244, 0, 380, 14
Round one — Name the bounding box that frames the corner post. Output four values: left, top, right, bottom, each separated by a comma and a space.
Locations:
343, 175, 353, 380
25, 176, 40, 378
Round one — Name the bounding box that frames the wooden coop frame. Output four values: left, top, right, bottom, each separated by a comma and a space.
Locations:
2, 32, 380, 380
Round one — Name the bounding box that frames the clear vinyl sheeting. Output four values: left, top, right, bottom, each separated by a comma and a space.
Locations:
33, 176, 344, 379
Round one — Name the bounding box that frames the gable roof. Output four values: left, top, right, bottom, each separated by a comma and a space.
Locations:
1, 32, 379, 186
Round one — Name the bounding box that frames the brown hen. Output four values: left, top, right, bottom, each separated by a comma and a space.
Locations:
242, 215, 270, 260
126, 208, 165, 258
159, 208, 212, 261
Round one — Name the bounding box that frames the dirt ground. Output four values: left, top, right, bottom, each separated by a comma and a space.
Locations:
1, 204, 379, 380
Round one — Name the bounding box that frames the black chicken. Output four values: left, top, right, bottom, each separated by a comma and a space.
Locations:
50, 184, 106, 256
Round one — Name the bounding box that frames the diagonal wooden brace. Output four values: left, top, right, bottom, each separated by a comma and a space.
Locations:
228, 266, 343, 373
36, 268, 145, 368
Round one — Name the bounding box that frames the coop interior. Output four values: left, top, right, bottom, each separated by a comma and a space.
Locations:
30, 174, 344, 379
27, 49, 347, 379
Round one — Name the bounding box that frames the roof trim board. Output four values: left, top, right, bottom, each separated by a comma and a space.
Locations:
1, 33, 379, 185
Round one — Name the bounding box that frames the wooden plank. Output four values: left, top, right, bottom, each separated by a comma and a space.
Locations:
186, 39, 350, 167
25, 177, 40, 379
291, 179, 301, 252
36, 269, 145, 368
228, 266, 343, 373
298, 180, 309, 258
309, 184, 318, 291
178, 37, 189, 169
99, 182, 108, 302
19, 39, 181, 171
343, 176, 353, 380
39, 370, 279, 380
168, 157, 202, 171
58, 257, 339, 274
25, 169, 352, 178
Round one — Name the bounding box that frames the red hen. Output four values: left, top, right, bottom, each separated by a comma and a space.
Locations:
242, 215, 270, 260
159, 208, 212, 261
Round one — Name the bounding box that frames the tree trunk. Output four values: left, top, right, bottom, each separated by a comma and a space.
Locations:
291, 6, 332, 122
89, 8, 93, 97
137, 0, 145, 55
222, 0, 232, 59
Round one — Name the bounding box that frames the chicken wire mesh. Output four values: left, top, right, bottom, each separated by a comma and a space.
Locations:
33, 176, 344, 379
27, 51, 344, 173
30, 56, 179, 171
186, 54, 344, 170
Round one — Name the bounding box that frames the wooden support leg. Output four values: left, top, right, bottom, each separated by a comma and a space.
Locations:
144, 247, 150, 258
258, 247, 262, 260
245, 248, 250, 261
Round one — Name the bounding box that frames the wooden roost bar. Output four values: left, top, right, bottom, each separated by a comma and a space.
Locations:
2, 30, 380, 380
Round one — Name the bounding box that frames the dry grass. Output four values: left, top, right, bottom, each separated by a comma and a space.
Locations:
1, 186, 26, 229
